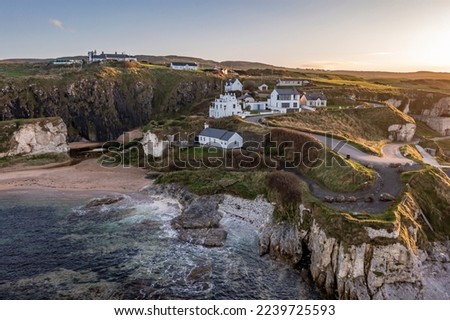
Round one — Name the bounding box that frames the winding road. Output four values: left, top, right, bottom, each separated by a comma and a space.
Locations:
244, 114, 426, 213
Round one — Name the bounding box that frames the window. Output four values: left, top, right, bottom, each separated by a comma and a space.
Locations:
293, 102, 298, 108
281, 103, 290, 108
278, 94, 292, 100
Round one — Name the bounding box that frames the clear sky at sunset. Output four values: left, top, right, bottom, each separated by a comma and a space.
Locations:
1, 0, 450, 72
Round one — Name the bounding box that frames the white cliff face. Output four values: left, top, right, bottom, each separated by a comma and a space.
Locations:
388, 123, 416, 142
258, 195, 449, 299
1, 118, 69, 158
422, 97, 450, 117
141, 131, 169, 158
308, 221, 423, 299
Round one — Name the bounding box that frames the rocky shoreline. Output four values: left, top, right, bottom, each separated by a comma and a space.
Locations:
143, 184, 449, 300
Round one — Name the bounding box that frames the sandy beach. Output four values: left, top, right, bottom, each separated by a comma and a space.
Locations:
0, 159, 150, 192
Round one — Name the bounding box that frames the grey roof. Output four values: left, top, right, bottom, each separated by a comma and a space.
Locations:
274, 88, 300, 95
304, 92, 326, 100
199, 128, 237, 141
225, 78, 241, 85
171, 62, 198, 66
278, 79, 308, 82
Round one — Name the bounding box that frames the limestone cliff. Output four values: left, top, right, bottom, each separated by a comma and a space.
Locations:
259, 189, 449, 299
388, 123, 416, 142
0, 64, 221, 142
0, 117, 69, 157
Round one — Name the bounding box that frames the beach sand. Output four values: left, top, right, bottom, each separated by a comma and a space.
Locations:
0, 159, 150, 192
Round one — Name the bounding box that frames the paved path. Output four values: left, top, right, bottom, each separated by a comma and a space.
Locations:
308, 133, 414, 166
244, 114, 421, 213
246, 113, 414, 166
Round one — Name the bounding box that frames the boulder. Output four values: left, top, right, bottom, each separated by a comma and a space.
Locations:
388, 123, 416, 142
85, 195, 125, 208
178, 228, 227, 247
379, 193, 396, 202
171, 195, 227, 247
335, 195, 346, 203
346, 196, 357, 203
187, 264, 212, 283
364, 195, 375, 203
171, 196, 222, 229
324, 196, 335, 203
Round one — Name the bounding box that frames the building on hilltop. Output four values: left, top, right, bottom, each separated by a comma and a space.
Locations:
209, 93, 243, 118
268, 88, 301, 113
87, 50, 137, 63
52, 59, 82, 65
300, 92, 327, 107
276, 79, 310, 86
170, 62, 199, 70
197, 123, 243, 149
224, 78, 243, 93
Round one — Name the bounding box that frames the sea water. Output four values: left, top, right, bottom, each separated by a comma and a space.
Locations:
0, 189, 319, 299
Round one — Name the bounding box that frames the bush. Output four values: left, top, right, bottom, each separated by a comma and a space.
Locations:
266, 171, 303, 222
265, 128, 323, 167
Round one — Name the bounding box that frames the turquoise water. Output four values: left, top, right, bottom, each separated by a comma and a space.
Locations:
0, 189, 319, 299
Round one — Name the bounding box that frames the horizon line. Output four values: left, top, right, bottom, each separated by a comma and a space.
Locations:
1, 54, 449, 74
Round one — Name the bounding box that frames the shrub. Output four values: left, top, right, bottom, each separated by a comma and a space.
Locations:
266, 171, 303, 222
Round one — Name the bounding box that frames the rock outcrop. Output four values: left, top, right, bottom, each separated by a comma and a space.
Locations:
388, 123, 416, 142
415, 116, 450, 136
141, 131, 170, 157
421, 97, 450, 117
259, 192, 449, 299
0, 117, 69, 158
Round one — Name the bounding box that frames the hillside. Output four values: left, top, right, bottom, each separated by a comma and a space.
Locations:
0, 62, 221, 141
264, 105, 415, 155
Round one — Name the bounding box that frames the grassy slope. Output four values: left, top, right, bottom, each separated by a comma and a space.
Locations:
0, 153, 70, 168
156, 169, 267, 199
265, 105, 415, 155
399, 145, 424, 164
415, 120, 442, 139
403, 168, 450, 241
419, 139, 450, 165
305, 149, 375, 193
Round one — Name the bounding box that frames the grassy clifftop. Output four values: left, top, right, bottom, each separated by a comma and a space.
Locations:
0, 62, 220, 141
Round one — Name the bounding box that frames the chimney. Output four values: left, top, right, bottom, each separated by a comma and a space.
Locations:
204, 122, 209, 129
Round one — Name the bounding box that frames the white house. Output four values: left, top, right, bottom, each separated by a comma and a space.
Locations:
300, 92, 327, 107
209, 93, 243, 118
88, 51, 137, 63
197, 124, 243, 149
238, 93, 255, 103
258, 84, 269, 92
268, 88, 301, 112
170, 62, 199, 71
52, 59, 82, 65
245, 101, 268, 111
224, 79, 243, 92
277, 79, 310, 86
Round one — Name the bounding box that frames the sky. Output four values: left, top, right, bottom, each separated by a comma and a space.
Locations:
1, 0, 450, 72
